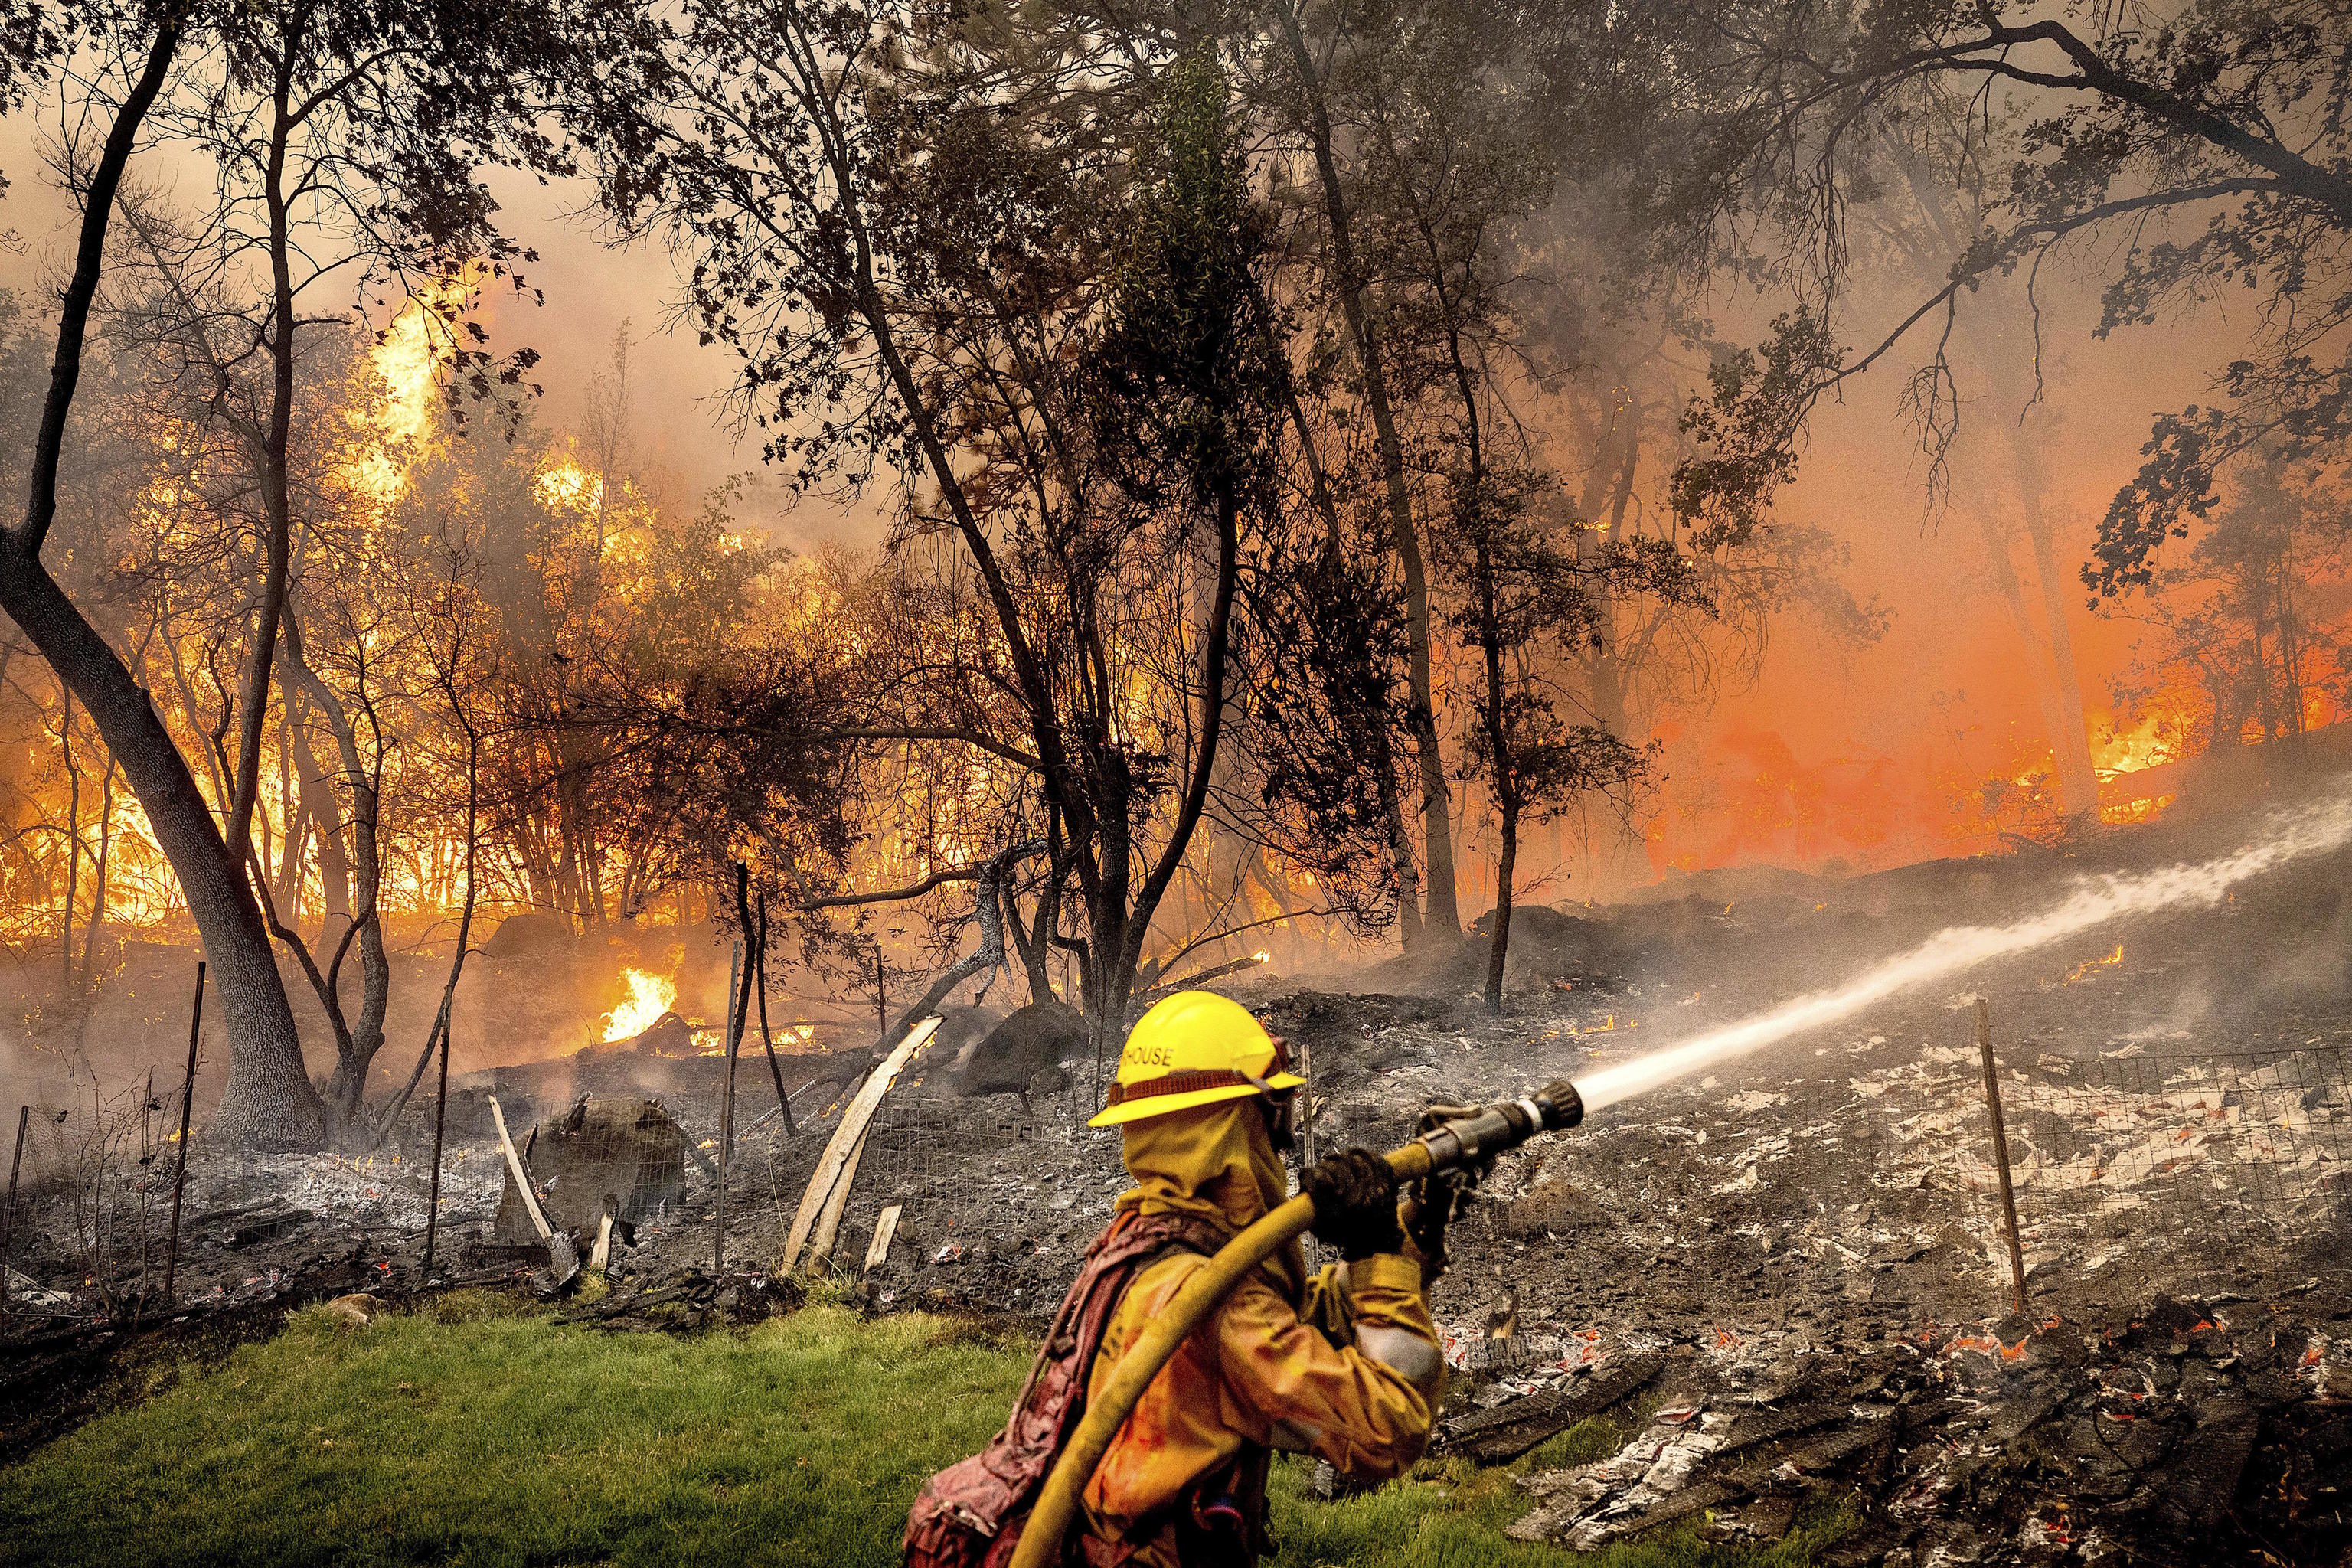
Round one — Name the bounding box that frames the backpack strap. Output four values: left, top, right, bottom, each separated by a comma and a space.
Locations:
906, 1211, 1227, 1568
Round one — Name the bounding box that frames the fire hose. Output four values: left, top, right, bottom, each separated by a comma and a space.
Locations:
1004, 1079, 1587, 1568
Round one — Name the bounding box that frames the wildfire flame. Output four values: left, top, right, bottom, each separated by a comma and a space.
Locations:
373, 294, 450, 451
602, 967, 678, 1042
344, 275, 472, 504
2064, 944, 2125, 984
2092, 706, 2191, 825
2092, 714, 2180, 778
534, 454, 606, 514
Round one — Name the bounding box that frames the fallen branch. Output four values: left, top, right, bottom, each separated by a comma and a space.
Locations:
867, 839, 1040, 1057
779, 1016, 943, 1276
1131, 951, 1269, 1015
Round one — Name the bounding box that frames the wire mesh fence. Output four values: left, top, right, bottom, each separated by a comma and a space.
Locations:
859, 1089, 1114, 1194
1980, 1042, 2352, 1276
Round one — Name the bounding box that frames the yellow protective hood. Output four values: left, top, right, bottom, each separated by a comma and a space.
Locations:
1114, 1099, 1302, 1296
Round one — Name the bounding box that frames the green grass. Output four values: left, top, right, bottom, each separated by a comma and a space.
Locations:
1268, 1440, 1848, 1568
0, 1298, 1840, 1568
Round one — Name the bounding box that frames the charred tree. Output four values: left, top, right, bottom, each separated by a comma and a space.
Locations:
1267, 0, 1461, 946
0, 11, 326, 1148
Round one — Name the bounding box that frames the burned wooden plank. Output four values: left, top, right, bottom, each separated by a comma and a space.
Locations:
1587, 1418, 1896, 1548
1729, 1417, 1890, 1487
780, 1015, 941, 1276
802, 1124, 871, 1279
2155, 1395, 2259, 1533
1438, 1355, 1663, 1464
864, 1204, 903, 1275
1713, 1398, 1848, 1462
1590, 1473, 1743, 1540
589, 1197, 617, 1279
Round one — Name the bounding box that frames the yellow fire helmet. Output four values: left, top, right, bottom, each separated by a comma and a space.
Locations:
1089, 990, 1305, 1127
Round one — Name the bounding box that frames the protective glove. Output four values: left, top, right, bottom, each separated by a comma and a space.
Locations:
1403, 1168, 1470, 1283
1403, 1103, 1488, 1285
1302, 1148, 1403, 1260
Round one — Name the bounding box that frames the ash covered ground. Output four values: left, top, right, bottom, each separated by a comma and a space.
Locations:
11, 788, 2352, 1563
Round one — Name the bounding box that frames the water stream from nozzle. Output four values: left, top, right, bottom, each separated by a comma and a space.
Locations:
1569, 793, 2352, 1115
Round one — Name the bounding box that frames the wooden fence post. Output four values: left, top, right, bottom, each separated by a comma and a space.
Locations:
715, 937, 743, 1273
1975, 997, 2029, 1317
423, 990, 455, 1278
1, 1103, 28, 1328
162, 959, 205, 1305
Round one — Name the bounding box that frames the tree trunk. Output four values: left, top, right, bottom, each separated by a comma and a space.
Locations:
1109, 485, 1243, 1015
2011, 435, 2100, 825
1370, 714, 1423, 949
2253, 604, 2278, 740
371, 688, 481, 1142
221, 59, 299, 868
280, 619, 389, 1132
1487, 799, 1517, 1018
60, 684, 78, 1004
1475, 533, 1514, 1016
2277, 546, 2308, 740
0, 6, 324, 1148
871, 844, 1034, 1055
78, 755, 116, 1002
280, 663, 352, 928
0, 548, 323, 1147
1276, 0, 1459, 944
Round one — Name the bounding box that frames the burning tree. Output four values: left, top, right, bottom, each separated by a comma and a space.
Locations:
575, 12, 1315, 1037
2109, 451, 2352, 756
0, 0, 602, 1148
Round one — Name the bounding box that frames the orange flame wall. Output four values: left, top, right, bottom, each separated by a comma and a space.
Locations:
1628, 300, 2252, 887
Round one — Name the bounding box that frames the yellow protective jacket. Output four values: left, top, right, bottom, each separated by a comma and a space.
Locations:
1077, 1103, 1445, 1565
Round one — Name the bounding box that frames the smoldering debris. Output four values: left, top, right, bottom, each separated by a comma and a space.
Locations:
1436, 1353, 1664, 1463
491, 1098, 688, 1243
1460, 1295, 2350, 1566
948, 1001, 1089, 1110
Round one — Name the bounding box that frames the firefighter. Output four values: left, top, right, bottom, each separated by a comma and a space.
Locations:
1075, 990, 1447, 1565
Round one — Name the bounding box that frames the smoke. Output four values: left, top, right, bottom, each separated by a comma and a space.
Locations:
1571, 789, 2352, 1113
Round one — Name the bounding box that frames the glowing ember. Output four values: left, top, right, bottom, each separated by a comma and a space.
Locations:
2063, 944, 2125, 984
602, 968, 678, 1042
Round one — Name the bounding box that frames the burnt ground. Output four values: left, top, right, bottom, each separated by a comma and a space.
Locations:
9, 785, 2352, 1561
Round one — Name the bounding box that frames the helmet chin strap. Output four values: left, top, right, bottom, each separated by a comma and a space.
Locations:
1254, 1083, 1295, 1152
